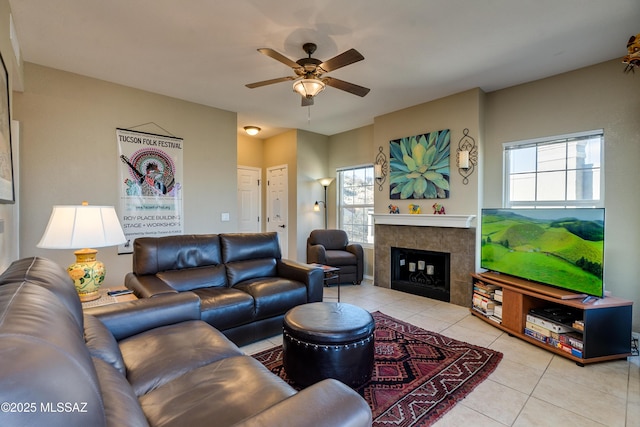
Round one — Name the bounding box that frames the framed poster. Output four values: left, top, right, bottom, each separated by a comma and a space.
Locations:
116, 128, 184, 253
0, 52, 14, 203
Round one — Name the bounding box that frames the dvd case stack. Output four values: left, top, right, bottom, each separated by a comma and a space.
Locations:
525, 309, 584, 358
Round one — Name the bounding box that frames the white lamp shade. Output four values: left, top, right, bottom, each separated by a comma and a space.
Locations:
293, 79, 326, 98
37, 205, 127, 249
318, 177, 334, 187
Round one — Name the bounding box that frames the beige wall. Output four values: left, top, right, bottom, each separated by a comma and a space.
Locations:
296, 130, 330, 261
14, 63, 238, 286
237, 133, 264, 169
485, 59, 640, 330
373, 88, 483, 218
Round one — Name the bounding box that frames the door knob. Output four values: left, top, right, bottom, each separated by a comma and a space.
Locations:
278, 224, 286, 228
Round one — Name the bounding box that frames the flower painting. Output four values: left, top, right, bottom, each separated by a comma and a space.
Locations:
389, 129, 450, 199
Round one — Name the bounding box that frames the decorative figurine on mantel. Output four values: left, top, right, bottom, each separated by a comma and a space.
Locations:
432, 203, 446, 215
409, 204, 421, 214
388, 204, 400, 214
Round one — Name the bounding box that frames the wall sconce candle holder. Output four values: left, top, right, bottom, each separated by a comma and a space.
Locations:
374, 146, 388, 191
457, 128, 477, 185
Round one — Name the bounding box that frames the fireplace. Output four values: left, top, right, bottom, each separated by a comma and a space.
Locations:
391, 247, 450, 302
374, 214, 476, 307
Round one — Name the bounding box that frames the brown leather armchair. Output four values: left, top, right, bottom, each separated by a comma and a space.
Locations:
307, 229, 364, 284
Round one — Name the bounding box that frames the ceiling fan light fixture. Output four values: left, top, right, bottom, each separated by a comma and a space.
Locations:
292, 78, 326, 99
243, 126, 261, 136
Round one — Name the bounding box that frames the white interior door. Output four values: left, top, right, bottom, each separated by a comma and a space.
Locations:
266, 165, 288, 258
237, 166, 261, 233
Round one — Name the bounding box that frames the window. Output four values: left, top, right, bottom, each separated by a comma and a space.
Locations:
504, 130, 603, 208
338, 165, 375, 244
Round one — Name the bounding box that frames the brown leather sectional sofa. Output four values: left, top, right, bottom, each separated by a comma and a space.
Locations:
125, 232, 323, 345
0, 256, 372, 426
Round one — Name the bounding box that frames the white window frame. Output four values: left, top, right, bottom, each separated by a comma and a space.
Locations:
503, 130, 604, 208
337, 164, 375, 246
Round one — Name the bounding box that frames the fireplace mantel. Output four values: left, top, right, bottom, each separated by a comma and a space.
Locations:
374, 214, 476, 228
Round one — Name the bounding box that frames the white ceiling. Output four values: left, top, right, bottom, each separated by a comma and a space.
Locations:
8, 0, 640, 138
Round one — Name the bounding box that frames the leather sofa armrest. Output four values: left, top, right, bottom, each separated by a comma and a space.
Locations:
346, 243, 364, 283
306, 242, 327, 264
277, 259, 324, 302
346, 243, 363, 258
232, 378, 372, 427
125, 272, 178, 298
84, 292, 201, 341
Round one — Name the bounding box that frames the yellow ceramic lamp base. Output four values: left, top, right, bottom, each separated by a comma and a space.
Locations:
67, 248, 106, 302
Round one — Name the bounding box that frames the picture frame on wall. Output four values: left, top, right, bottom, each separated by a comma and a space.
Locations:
0, 51, 14, 203
389, 129, 450, 200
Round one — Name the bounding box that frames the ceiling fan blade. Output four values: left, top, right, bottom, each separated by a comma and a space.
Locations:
319, 49, 364, 72
323, 77, 370, 97
257, 48, 302, 69
245, 76, 296, 89
301, 96, 314, 107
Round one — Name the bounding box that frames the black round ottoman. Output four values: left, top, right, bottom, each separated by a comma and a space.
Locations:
282, 302, 375, 388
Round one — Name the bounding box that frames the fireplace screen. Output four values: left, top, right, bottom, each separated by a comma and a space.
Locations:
391, 247, 450, 302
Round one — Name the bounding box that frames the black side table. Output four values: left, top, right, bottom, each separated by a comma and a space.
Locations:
309, 263, 341, 301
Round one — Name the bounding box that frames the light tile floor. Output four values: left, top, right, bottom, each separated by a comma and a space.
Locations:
240, 281, 640, 427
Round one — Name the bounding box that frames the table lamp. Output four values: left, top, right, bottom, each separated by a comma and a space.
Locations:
37, 202, 127, 302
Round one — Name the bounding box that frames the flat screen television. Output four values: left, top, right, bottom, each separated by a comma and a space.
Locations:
480, 208, 605, 297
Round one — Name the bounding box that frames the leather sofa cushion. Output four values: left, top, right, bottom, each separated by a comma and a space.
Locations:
157, 264, 227, 292
324, 249, 358, 266
0, 256, 84, 330
220, 232, 281, 263
133, 234, 222, 275
226, 258, 277, 287
93, 358, 149, 427
0, 283, 105, 427
235, 277, 308, 320
193, 287, 255, 330
84, 314, 126, 375
308, 229, 349, 250
140, 355, 296, 427
119, 320, 243, 396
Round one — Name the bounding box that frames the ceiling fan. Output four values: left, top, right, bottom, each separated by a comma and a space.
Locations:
245, 42, 370, 106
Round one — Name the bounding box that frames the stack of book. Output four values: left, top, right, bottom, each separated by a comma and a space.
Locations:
525, 311, 584, 358
472, 281, 502, 323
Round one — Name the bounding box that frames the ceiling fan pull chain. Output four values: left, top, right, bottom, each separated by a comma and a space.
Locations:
308, 106, 311, 124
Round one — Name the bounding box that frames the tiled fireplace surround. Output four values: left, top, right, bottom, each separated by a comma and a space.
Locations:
374, 215, 476, 307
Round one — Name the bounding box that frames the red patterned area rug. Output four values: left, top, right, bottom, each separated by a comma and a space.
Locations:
252, 311, 503, 427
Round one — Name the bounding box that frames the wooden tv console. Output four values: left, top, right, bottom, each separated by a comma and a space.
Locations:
471, 272, 632, 365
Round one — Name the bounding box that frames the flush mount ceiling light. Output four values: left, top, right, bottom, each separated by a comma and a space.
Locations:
292, 78, 326, 99
243, 126, 261, 136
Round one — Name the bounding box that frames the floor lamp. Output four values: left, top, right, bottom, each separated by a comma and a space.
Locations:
314, 177, 334, 229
